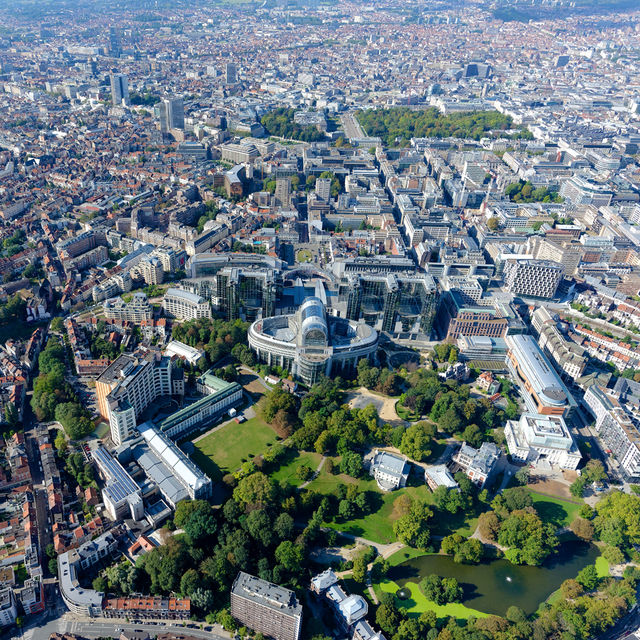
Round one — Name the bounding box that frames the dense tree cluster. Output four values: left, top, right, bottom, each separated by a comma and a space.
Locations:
399, 369, 505, 443
260, 108, 326, 142
31, 339, 93, 439
357, 359, 403, 396
478, 487, 559, 565
441, 533, 484, 564
0, 294, 26, 323
420, 574, 463, 604
171, 318, 249, 367
505, 180, 563, 204
356, 108, 532, 147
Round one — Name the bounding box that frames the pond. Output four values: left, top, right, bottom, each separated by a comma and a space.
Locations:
387, 540, 599, 616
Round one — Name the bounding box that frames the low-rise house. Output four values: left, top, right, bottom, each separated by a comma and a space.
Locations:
453, 442, 500, 488
425, 464, 459, 492
369, 450, 410, 491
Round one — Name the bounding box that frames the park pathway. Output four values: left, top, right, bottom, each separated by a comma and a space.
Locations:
299, 456, 327, 489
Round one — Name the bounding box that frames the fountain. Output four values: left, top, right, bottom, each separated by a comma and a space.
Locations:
506, 576, 513, 583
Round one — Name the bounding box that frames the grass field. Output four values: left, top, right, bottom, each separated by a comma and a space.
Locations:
296, 249, 312, 263
307, 469, 480, 543
270, 450, 322, 487
595, 555, 610, 577
191, 417, 277, 481
395, 401, 419, 421
378, 578, 490, 620
529, 490, 582, 528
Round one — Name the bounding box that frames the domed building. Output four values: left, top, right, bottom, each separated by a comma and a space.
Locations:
248, 295, 378, 386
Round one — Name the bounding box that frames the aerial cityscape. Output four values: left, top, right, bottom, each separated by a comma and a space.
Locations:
0, 0, 640, 639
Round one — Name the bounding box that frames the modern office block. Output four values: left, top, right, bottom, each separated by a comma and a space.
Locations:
110, 73, 129, 106
248, 295, 378, 386
96, 352, 183, 445
162, 288, 212, 320
505, 413, 581, 470
503, 258, 564, 299
231, 572, 302, 640
506, 334, 577, 417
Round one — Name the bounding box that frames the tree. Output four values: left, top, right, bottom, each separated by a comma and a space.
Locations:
233, 472, 276, 508
399, 422, 435, 462
339, 451, 363, 477
275, 540, 303, 572
420, 575, 462, 605
4, 401, 18, 427
487, 216, 500, 231
393, 501, 432, 550
246, 509, 273, 548
460, 423, 483, 447
296, 464, 313, 481
506, 606, 527, 623
492, 486, 533, 516
576, 565, 599, 591
54, 430, 67, 454
594, 491, 640, 546
570, 517, 594, 541
191, 587, 215, 613
231, 343, 255, 367
498, 509, 558, 566
92, 576, 107, 593
602, 545, 624, 565
376, 599, 404, 637
560, 578, 584, 600
433, 486, 465, 514
352, 555, 367, 583
274, 512, 294, 540
50, 316, 65, 333
180, 569, 200, 597
183, 505, 217, 544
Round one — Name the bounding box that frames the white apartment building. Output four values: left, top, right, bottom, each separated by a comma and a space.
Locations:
583, 385, 640, 479
92, 272, 133, 303
162, 288, 212, 321
103, 292, 153, 323
505, 413, 581, 470
0, 588, 17, 627
531, 307, 587, 381
503, 258, 564, 299
96, 352, 183, 445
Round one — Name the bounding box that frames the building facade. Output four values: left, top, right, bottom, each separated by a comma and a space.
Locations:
503, 258, 564, 299
162, 288, 212, 320
96, 352, 184, 445
505, 413, 581, 469
231, 572, 303, 640
248, 296, 378, 386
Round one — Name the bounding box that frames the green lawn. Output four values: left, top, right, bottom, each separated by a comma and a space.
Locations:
595, 555, 610, 577
297, 249, 312, 263
270, 451, 322, 487
307, 470, 480, 544
191, 417, 278, 481
396, 401, 419, 421
378, 578, 490, 620
528, 490, 582, 528
386, 547, 426, 567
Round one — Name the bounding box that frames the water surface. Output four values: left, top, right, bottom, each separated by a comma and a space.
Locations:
387, 540, 599, 615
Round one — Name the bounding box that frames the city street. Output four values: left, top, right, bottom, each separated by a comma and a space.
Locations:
12, 613, 231, 640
